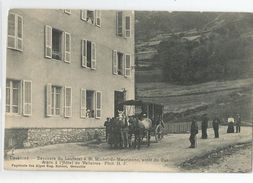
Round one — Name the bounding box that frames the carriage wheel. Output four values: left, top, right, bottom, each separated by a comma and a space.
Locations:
155, 124, 163, 142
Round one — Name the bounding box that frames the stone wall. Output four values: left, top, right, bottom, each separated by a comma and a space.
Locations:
5, 128, 105, 149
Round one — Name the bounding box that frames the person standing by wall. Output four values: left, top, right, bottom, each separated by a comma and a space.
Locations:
235, 114, 241, 133
104, 117, 111, 142
212, 117, 220, 138
201, 114, 208, 139
189, 117, 198, 148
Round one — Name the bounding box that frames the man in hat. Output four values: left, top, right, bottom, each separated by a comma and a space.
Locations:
189, 117, 199, 148
235, 114, 241, 133
201, 113, 208, 139
104, 117, 111, 142
212, 116, 220, 138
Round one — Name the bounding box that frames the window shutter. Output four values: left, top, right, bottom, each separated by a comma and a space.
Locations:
80, 89, 86, 118
22, 80, 32, 116
64, 86, 72, 117
91, 42, 96, 70
46, 83, 52, 116
95, 91, 102, 119
81, 10, 87, 21
125, 16, 131, 38
81, 40, 87, 67
125, 54, 131, 77
16, 15, 23, 50
116, 11, 123, 36
95, 10, 101, 27
112, 50, 118, 75
8, 13, 16, 49
45, 25, 52, 58
64, 32, 71, 63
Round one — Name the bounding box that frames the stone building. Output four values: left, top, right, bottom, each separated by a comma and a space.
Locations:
5, 9, 135, 148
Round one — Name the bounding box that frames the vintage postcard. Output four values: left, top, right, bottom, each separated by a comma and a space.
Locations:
3, 9, 253, 172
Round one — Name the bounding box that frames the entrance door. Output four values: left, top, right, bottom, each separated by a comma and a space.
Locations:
114, 91, 125, 117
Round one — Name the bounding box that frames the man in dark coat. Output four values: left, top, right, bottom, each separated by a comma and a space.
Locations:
189, 117, 198, 148
104, 117, 111, 142
201, 114, 208, 139
212, 117, 220, 138
235, 114, 241, 133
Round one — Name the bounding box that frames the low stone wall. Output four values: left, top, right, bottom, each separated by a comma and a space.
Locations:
5, 128, 105, 149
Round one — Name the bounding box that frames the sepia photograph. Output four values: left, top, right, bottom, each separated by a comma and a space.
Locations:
3, 8, 253, 173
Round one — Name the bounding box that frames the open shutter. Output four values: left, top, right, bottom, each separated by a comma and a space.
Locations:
46, 83, 52, 116
81, 10, 87, 21
112, 50, 118, 74
95, 10, 101, 27
95, 91, 102, 119
125, 54, 131, 77
116, 11, 123, 36
16, 15, 23, 50
80, 89, 86, 118
64, 86, 72, 117
45, 25, 52, 58
23, 80, 32, 116
81, 40, 87, 67
64, 32, 71, 63
8, 13, 16, 49
91, 42, 96, 70
125, 16, 131, 38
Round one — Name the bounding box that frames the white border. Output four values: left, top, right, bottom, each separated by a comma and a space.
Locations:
1, 0, 253, 183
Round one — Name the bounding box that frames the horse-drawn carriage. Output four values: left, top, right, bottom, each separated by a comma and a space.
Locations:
106, 100, 164, 149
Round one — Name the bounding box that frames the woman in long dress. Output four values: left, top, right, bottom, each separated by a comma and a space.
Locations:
227, 116, 235, 133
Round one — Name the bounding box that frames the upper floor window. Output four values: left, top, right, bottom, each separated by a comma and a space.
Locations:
46, 84, 72, 118
44, 25, 71, 63
81, 39, 96, 69
81, 10, 101, 27
64, 9, 71, 15
6, 79, 32, 116
116, 11, 131, 38
8, 13, 23, 51
112, 50, 131, 77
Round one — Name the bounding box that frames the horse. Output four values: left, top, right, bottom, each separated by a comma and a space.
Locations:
128, 115, 152, 149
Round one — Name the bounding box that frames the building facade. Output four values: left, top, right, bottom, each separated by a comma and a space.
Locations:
5, 9, 135, 148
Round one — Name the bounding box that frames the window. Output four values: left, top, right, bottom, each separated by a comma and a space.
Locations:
80, 89, 102, 119
125, 16, 131, 38
6, 79, 32, 116
45, 25, 71, 63
116, 11, 123, 36
64, 9, 71, 15
8, 13, 23, 51
112, 50, 131, 77
46, 84, 72, 117
81, 39, 96, 69
81, 10, 101, 27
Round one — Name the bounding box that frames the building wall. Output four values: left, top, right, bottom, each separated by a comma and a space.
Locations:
6, 9, 135, 129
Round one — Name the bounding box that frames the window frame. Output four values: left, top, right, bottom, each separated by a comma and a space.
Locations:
81, 39, 96, 70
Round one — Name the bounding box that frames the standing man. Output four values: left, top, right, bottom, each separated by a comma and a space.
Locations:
201, 113, 208, 139
104, 117, 111, 142
235, 114, 241, 133
189, 117, 198, 148
212, 117, 220, 138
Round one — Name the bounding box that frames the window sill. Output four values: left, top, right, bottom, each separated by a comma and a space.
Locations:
5, 113, 22, 117
7, 47, 23, 52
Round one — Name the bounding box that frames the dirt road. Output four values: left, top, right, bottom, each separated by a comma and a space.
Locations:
5, 126, 252, 172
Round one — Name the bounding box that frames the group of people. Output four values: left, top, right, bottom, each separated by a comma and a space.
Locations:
189, 113, 242, 148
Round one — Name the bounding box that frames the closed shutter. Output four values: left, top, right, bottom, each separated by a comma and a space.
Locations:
46, 83, 52, 116
80, 89, 86, 118
8, 13, 16, 49
95, 91, 102, 119
16, 15, 23, 51
81, 40, 87, 67
45, 25, 52, 58
125, 16, 131, 38
112, 50, 118, 74
116, 11, 123, 36
91, 42, 96, 70
23, 80, 32, 116
125, 54, 131, 77
81, 10, 87, 21
95, 10, 101, 27
64, 86, 72, 117
64, 32, 71, 63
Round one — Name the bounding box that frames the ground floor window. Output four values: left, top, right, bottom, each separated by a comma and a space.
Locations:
6, 79, 21, 114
